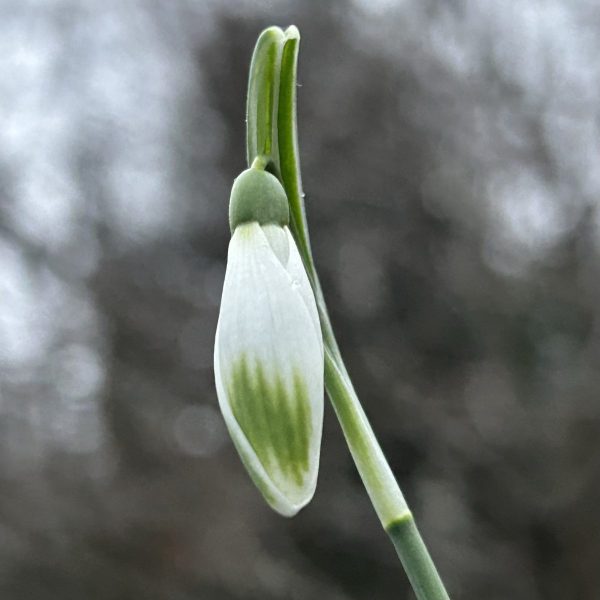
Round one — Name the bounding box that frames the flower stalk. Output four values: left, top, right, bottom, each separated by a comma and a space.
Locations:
245, 25, 451, 600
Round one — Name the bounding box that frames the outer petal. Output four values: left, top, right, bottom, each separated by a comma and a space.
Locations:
214, 222, 323, 516
282, 226, 321, 345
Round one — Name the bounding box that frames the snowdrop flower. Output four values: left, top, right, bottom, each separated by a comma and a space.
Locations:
214, 166, 324, 516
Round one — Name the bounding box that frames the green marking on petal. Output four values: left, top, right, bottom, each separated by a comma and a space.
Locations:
227, 354, 313, 490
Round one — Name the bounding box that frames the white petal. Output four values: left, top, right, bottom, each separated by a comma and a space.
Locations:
214, 222, 323, 516
281, 226, 322, 347
260, 223, 290, 266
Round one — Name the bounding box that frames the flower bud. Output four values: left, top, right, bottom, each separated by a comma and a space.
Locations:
214, 215, 323, 516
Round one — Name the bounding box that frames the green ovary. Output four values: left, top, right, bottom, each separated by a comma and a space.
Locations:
228, 355, 312, 489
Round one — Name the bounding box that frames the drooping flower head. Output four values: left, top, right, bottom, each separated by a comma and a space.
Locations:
214, 166, 323, 516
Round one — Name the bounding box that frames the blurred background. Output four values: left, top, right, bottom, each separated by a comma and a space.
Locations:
1, 1, 599, 598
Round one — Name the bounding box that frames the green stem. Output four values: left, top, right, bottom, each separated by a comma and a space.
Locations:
388, 516, 451, 600
324, 348, 409, 527
246, 25, 451, 600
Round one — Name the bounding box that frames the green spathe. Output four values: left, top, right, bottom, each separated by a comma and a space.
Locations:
246, 27, 285, 169
229, 167, 289, 232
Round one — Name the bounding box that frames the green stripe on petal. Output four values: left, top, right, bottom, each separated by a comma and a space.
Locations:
228, 354, 313, 489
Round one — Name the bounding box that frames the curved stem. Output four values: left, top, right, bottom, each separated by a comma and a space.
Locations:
324, 348, 409, 526
277, 26, 312, 264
